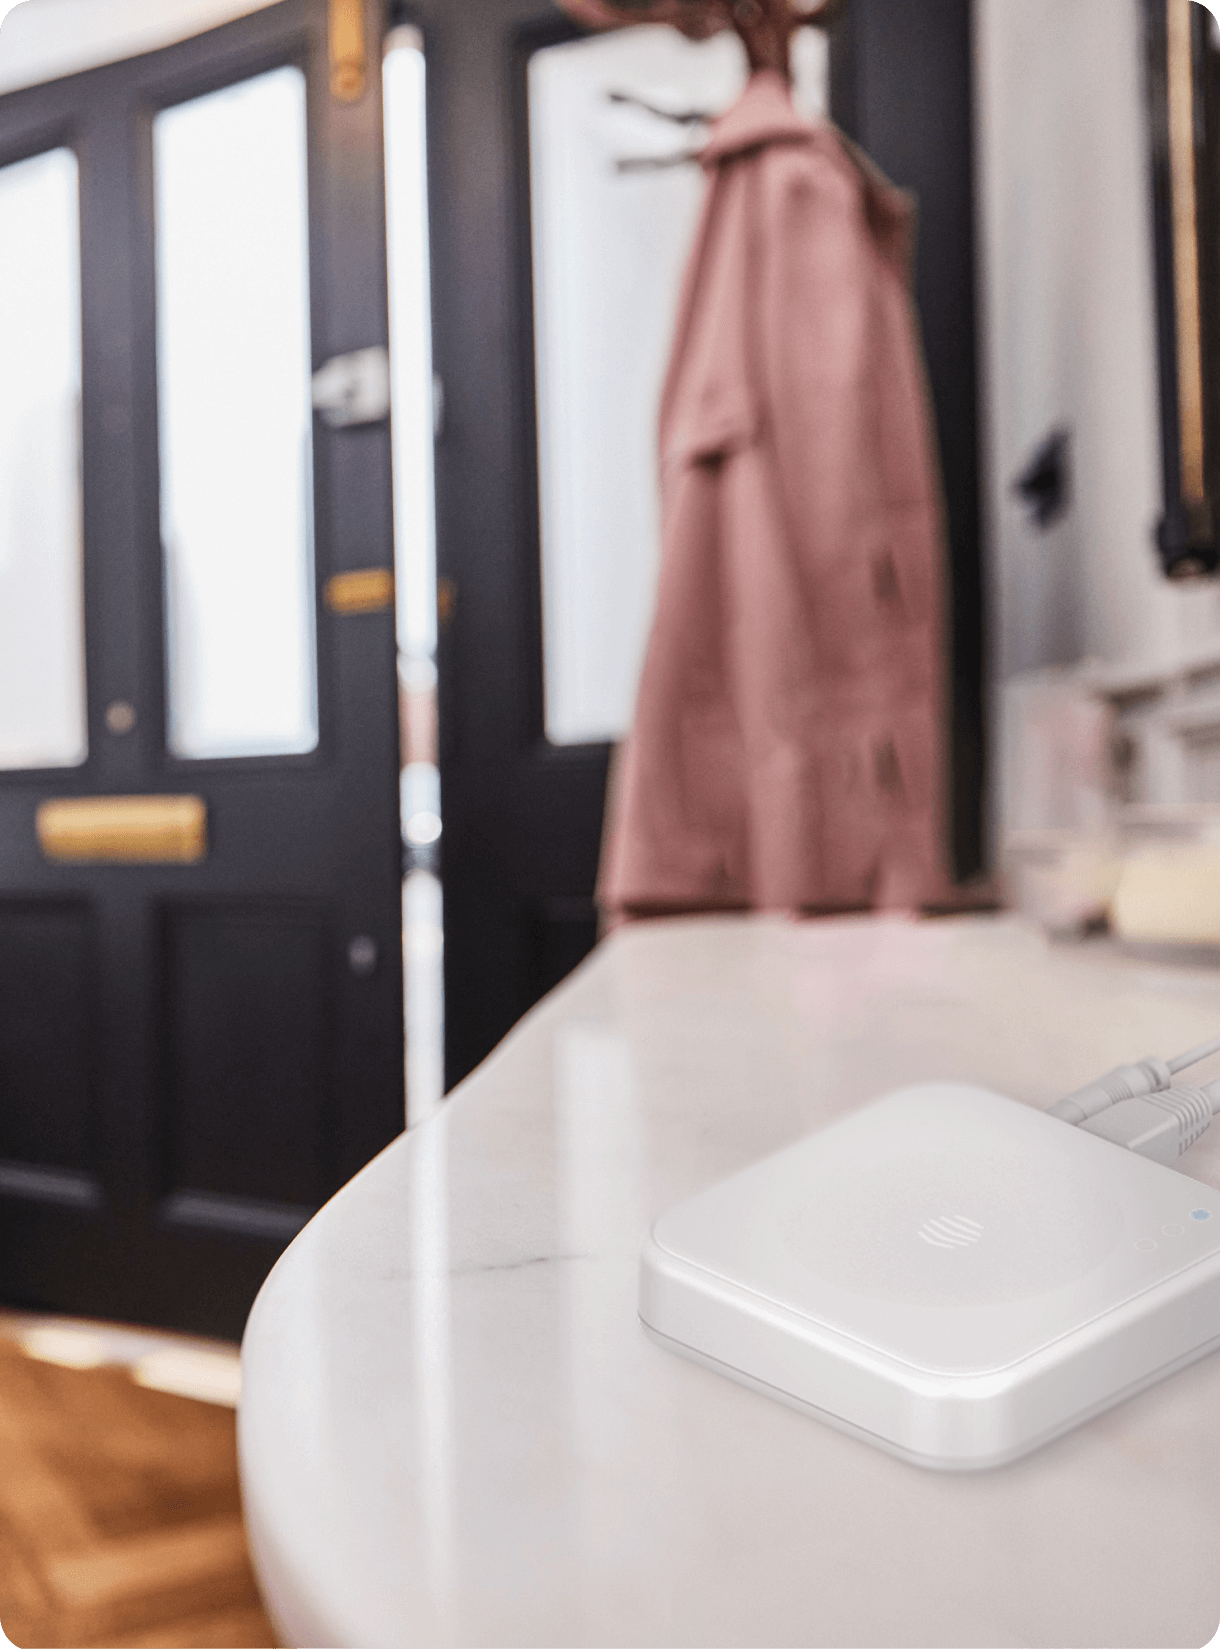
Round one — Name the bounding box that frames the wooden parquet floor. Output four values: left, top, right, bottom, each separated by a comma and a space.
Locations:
0, 1335, 277, 1649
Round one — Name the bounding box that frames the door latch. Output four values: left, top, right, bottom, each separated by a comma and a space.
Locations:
312, 346, 391, 428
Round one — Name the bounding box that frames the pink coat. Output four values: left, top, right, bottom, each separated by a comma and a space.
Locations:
599, 70, 949, 918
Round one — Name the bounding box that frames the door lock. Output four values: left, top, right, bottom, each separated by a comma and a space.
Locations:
311, 347, 390, 428
105, 701, 137, 735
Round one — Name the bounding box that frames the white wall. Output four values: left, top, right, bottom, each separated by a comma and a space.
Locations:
530, 24, 827, 746
977, 0, 1220, 683
0, 0, 277, 92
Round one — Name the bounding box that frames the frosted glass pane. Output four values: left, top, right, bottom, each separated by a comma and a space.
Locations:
0, 147, 86, 771
156, 66, 317, 760
384, 30, 437, 663
530, 26, 826, 746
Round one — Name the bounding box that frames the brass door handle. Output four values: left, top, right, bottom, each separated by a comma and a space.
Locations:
37, 795, 207, 864
324, 567, 394, 615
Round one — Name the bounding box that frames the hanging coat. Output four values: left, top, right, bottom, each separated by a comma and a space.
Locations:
598, 69, 949, 919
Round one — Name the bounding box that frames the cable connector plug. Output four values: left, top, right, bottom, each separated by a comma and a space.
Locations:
1079, 1080, 1220, 1165
1049, 1057, 1172, 1125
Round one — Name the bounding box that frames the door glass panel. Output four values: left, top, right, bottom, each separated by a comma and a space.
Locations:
0, 147, 86, 771
530, 25, 827, 747
155, 66, 317, 760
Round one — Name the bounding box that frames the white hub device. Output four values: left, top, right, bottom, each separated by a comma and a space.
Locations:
639, 1084, 1220, 1469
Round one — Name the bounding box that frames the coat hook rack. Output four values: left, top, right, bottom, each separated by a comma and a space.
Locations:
606, 89, 717, 174
559, 0, 848, 82
606, 89, 716, 126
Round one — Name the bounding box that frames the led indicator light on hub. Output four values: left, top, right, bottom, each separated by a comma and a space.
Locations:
1191, 1209, 1211, 1221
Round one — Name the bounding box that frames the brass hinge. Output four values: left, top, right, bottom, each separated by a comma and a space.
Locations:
1167, 0, 1205, 505
329, 0, 366, 102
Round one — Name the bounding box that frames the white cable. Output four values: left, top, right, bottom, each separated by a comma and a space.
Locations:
1167, 1033, 1220, 1074
1048, 1058, 1171, 1125
1049, 1030, 1220, 1124
1079, 1078, 1220, 1166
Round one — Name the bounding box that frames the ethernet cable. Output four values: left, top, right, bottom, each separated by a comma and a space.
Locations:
1076, 1077, 1220, 1166
1048, 1032, 1220, 1124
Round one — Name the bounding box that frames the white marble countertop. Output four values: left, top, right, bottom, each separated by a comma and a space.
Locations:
238, 913, 1220, 1648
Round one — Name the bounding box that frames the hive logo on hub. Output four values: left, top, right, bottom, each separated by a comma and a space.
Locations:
918, 1214, 984, 1250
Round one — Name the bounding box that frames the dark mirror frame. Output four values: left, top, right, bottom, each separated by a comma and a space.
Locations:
1147, 0, 1220, 577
